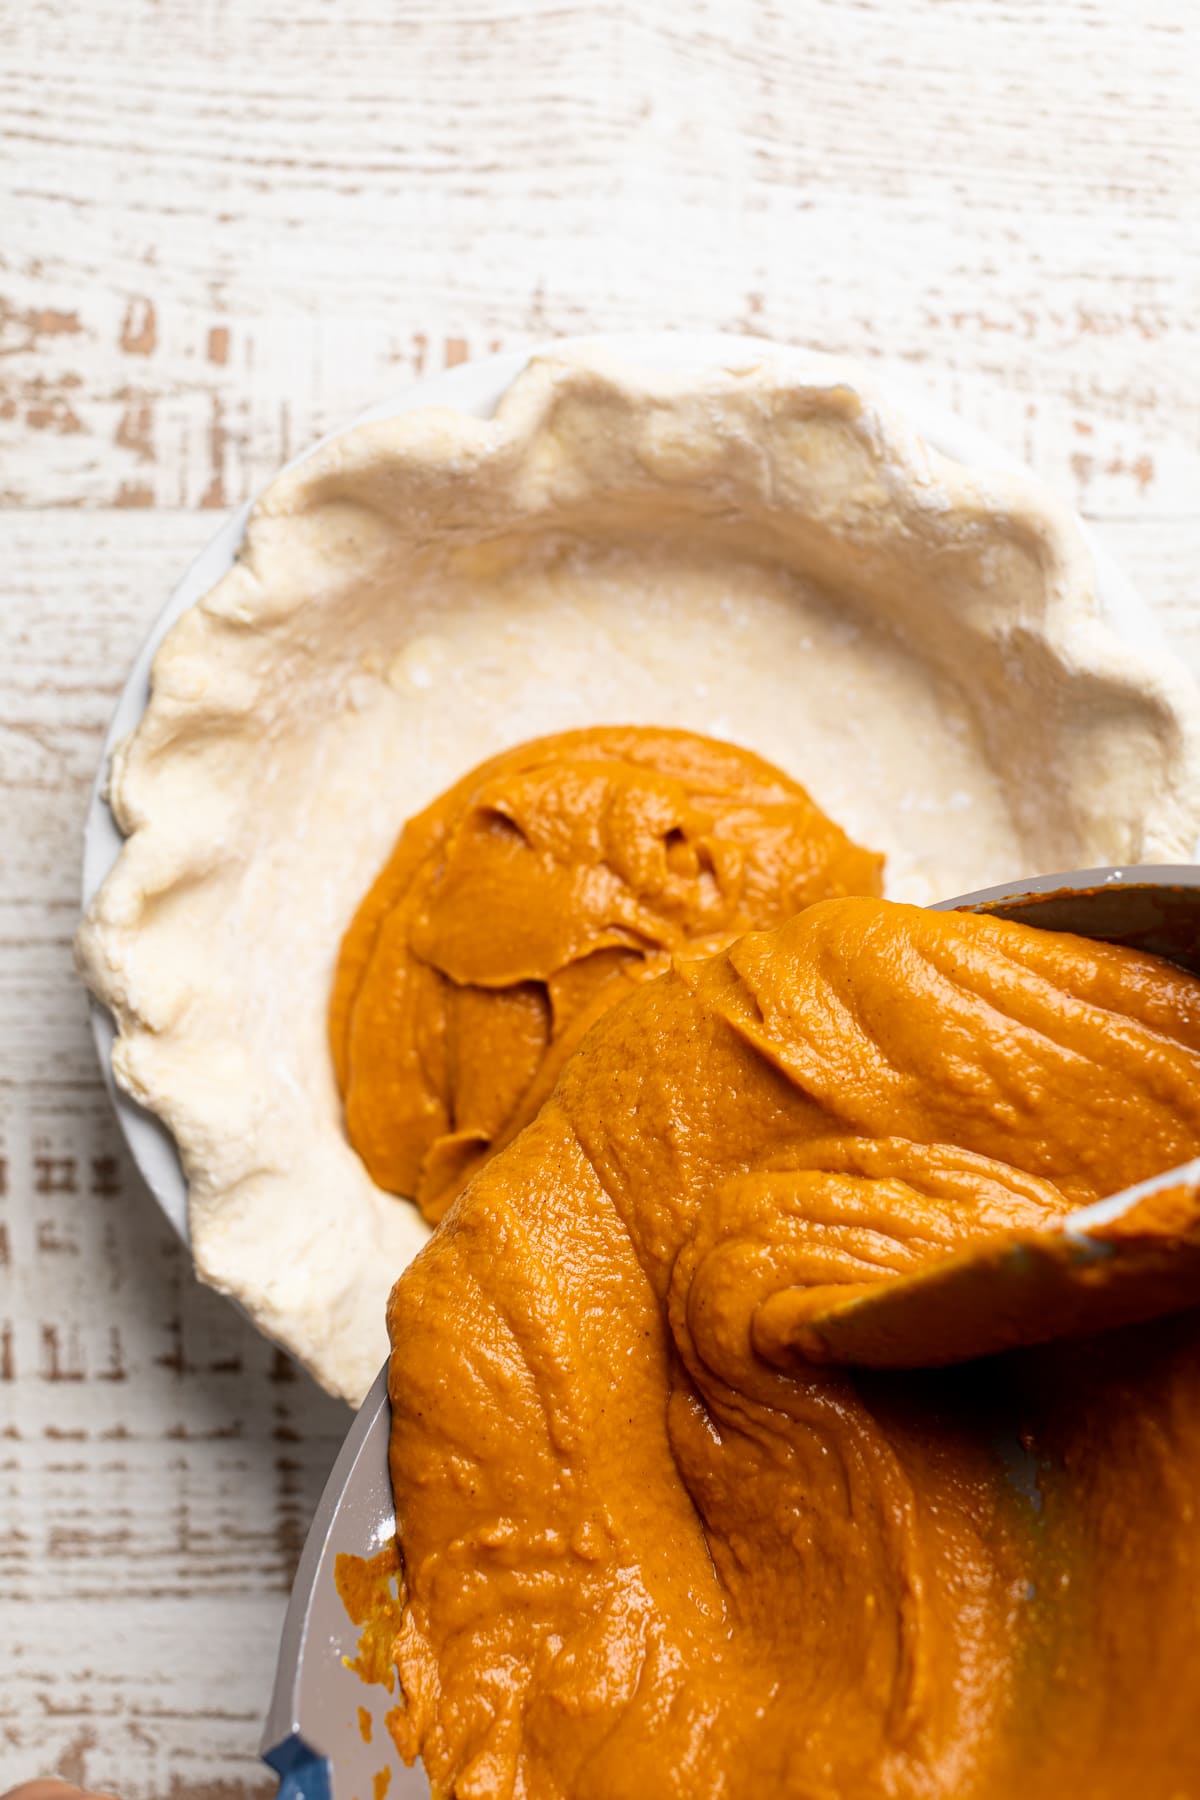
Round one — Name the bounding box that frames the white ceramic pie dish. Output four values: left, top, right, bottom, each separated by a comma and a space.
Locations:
78, 331, 1199, 1395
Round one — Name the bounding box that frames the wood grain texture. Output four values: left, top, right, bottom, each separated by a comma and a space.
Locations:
1, 0, 1197, 1793
0, 509, 352, 1797
3, 0, 1199, 518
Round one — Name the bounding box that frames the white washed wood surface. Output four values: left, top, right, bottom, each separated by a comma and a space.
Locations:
2, 1, 1198, 1794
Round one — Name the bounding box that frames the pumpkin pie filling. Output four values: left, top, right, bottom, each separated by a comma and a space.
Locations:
378, 892, 1200, 1798
331, 726, 883, 1221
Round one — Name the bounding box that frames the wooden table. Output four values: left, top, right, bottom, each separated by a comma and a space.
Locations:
2, 1, 1198, 1793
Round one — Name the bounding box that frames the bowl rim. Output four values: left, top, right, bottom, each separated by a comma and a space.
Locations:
79, 330, 1170, 1245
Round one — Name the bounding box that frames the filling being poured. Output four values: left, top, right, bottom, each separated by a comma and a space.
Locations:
382, 895, 1200, 1799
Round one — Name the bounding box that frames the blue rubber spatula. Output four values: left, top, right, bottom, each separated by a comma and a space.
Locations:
763, 866, 1200, 1371
261, 865, 1200, 1800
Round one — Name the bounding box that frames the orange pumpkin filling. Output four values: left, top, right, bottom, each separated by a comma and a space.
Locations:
331, 727, 882, 1221
383, 897, 1200, 1798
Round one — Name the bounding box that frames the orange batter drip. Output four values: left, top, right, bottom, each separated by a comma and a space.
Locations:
385, 897, 1200, 1798
332, 727, 882, 1221
335, 1545, 404, 1692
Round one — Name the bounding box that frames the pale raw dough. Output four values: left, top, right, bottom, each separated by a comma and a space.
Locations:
76, 348, 1200, 1402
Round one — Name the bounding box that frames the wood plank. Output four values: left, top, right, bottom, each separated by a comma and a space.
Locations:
1092, 514, 1200, 673
2, 0, 1197, 513
0, 511, 349, 1793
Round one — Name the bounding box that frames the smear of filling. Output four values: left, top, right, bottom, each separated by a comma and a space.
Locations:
332, 727, 882, 1220
335, 1546, 412, 1791
384, 897, 1200, 1799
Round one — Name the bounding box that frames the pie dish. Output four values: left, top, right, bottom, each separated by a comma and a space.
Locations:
77, 334, 1200, 1403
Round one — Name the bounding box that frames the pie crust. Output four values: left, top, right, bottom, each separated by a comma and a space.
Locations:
77, 348, 1200, 1401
